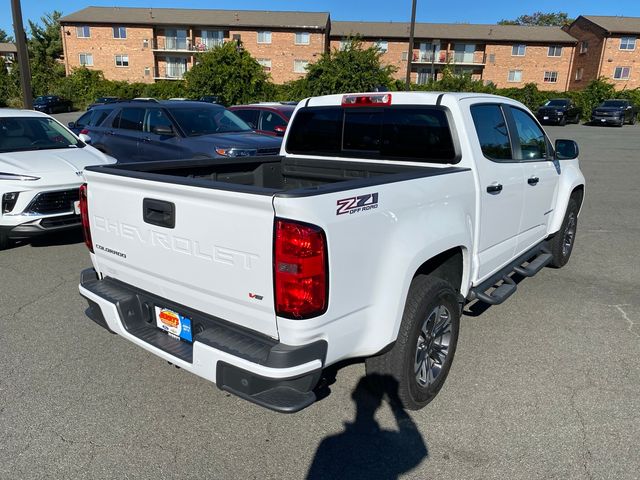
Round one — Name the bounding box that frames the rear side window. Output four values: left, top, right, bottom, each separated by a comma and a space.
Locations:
286, 106, 457, 163
470, 105, 512, 161
114, 108, 144, 131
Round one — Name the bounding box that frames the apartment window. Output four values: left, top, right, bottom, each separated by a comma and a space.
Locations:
166, 57, 187, 78
376, 40, 389, 53
580, 41, 588, 54
144, 66, 150, 76
294, 59, 309, 73
401, 51, 409, 61
113, 26, 127, 39
488, 53, 496, 64
79, 53, 93, 66
620, 37, 636, 50
166, 29, 188, 50
613, 66, 631, 80
543, 71, 558, 83
339, 38, 350, 51
142, 39, 149, 49
512, 44, 526, 56
548, 45, 563, 57
201, 30, 224, 49
115, 54, 129, 67
76, 26, 90, 38
257, 31, 272, 44
295, 32, 310, 45
508, 70, 522, 82
257, 58, 272, 72
575, 67, 584, 81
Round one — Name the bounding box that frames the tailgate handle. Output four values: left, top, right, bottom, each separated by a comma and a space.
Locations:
143, 198, 175, 228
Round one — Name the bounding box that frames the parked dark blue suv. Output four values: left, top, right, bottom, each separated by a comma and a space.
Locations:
75, 100, 282, 162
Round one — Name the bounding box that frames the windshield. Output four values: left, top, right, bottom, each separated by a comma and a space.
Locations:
544, 100, 569, 107
34, 96, 55, 104
601, 100, 627, 107
0, 117, 82, 153
170, 108, 252, 136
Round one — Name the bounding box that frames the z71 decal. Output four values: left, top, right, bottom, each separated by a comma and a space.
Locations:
336, 193, 379, 215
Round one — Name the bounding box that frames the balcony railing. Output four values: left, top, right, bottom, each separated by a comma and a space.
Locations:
414, 51, 486, 65
153, 65, 188, 80
152, 38, 224, 52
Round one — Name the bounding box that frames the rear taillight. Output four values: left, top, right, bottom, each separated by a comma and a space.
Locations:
274, 219, 328, 319
79, 183, 93, 253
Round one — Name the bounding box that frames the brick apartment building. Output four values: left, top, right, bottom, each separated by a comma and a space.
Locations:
330, 21, 576, 90
59, 7, 330, 84
0, 42, 17, 72
566, 16, 640, 90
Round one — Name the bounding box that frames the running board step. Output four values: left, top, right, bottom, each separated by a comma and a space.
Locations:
473, 275, 517, 305
513, 253, 553, 277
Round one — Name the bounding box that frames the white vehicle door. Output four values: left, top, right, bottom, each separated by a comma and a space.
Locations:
506, 106, 561, 255
468, 103, 525, 281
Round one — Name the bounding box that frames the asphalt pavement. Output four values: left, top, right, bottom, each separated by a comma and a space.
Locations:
0, 118, 638, 479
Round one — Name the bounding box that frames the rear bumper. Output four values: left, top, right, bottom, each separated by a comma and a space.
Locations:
78, 268, 326, 413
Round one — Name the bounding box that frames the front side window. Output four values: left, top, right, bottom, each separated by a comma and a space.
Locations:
286, 106, 457, 163
543, 71, 558, 83
257, 31, 272, 44
115, 54, 129, 67
144, 109, 174, 133
548, 45, 563, 57
76, 26, 90, 38
510, 108, 547, 161
0, 116, 81, 152
508, 70, 522, 82
232, 109, 259, 129
470, 105, 512, 161
512, 44, 526, 56
295, 32, 310, 45
79, 53, 93, 66
113, 26, 127, 39
294, 60, 309, 73
614, 66, 631, 80
620, 37, 636, 50
260, 111, 287, 132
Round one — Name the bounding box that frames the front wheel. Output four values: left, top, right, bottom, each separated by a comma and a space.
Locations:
559, 116, 567, 126
365, 276, 460, 410
0, 231, 9, 250
547, 197, 579, 268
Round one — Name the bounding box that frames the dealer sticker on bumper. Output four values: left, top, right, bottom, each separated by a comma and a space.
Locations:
155, 307, 193, 342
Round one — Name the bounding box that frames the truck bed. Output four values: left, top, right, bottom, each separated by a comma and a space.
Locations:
85, 156, 466, 197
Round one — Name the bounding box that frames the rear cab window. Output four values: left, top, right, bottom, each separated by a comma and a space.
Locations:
286, 105, 458, 164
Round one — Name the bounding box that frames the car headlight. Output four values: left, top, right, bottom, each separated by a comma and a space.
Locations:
0, 172, 40, 181
214, 147, 257, 157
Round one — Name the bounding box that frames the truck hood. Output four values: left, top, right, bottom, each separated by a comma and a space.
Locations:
0, 146, 115, 175
189, 132, 282, 149
538, 106, 568, 114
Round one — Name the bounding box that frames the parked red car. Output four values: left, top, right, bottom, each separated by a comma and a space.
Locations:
228, 102, 297, 136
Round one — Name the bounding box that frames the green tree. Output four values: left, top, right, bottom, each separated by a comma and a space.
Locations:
27, 11, 65, 96
301, 38, 396, 96
0, 28, 14, 43
184, 42, 271, 105
498, 12, 573, 27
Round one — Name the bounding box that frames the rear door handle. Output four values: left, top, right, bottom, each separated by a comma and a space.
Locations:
528, 176, 540, 186
486, 183, 503, 194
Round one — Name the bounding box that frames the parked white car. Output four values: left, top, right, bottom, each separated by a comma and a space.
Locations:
0, 109, 116, 249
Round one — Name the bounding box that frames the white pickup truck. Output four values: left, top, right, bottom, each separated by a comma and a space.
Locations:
78, 92, 585, 413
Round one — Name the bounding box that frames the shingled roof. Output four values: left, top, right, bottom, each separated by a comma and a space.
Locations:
580, 15, 640, 35
0, 42, 17, 53
331, 21, 576, 43
60, 6, 330, 30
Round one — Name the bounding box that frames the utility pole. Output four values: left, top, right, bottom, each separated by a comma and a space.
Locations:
405, 0, 417, 90
11, 0, 33, 109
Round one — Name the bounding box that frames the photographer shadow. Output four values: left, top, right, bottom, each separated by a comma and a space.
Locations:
307, 374, 428, 480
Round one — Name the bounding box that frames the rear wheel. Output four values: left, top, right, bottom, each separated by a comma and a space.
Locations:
365, 276, 460, 410
547, 197, 579, 268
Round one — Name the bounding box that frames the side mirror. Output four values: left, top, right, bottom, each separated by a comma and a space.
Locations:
68, 121, 75, 129
555, 139, 579, 160
274, 125, 286, 136
79, 133, 92, 144
152, 125, 174, 136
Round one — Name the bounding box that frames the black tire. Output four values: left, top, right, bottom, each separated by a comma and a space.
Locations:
365, 276, 460, 410
630, 114, 637, 126
547, 197, 579, 268
0, 231, 9, 250
559, 116, 567, 126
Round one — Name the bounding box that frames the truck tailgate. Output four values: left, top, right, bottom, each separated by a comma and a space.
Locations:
84, 170, 278, 339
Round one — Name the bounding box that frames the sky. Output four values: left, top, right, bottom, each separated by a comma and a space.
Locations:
2, 0, 640, 37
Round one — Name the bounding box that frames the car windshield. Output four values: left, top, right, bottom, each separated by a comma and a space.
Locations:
170, 108, 252, 136
0, 117, 81, 152
544, 100, 569, 107
34, 96, 55, 104
601, 100, 627, 107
